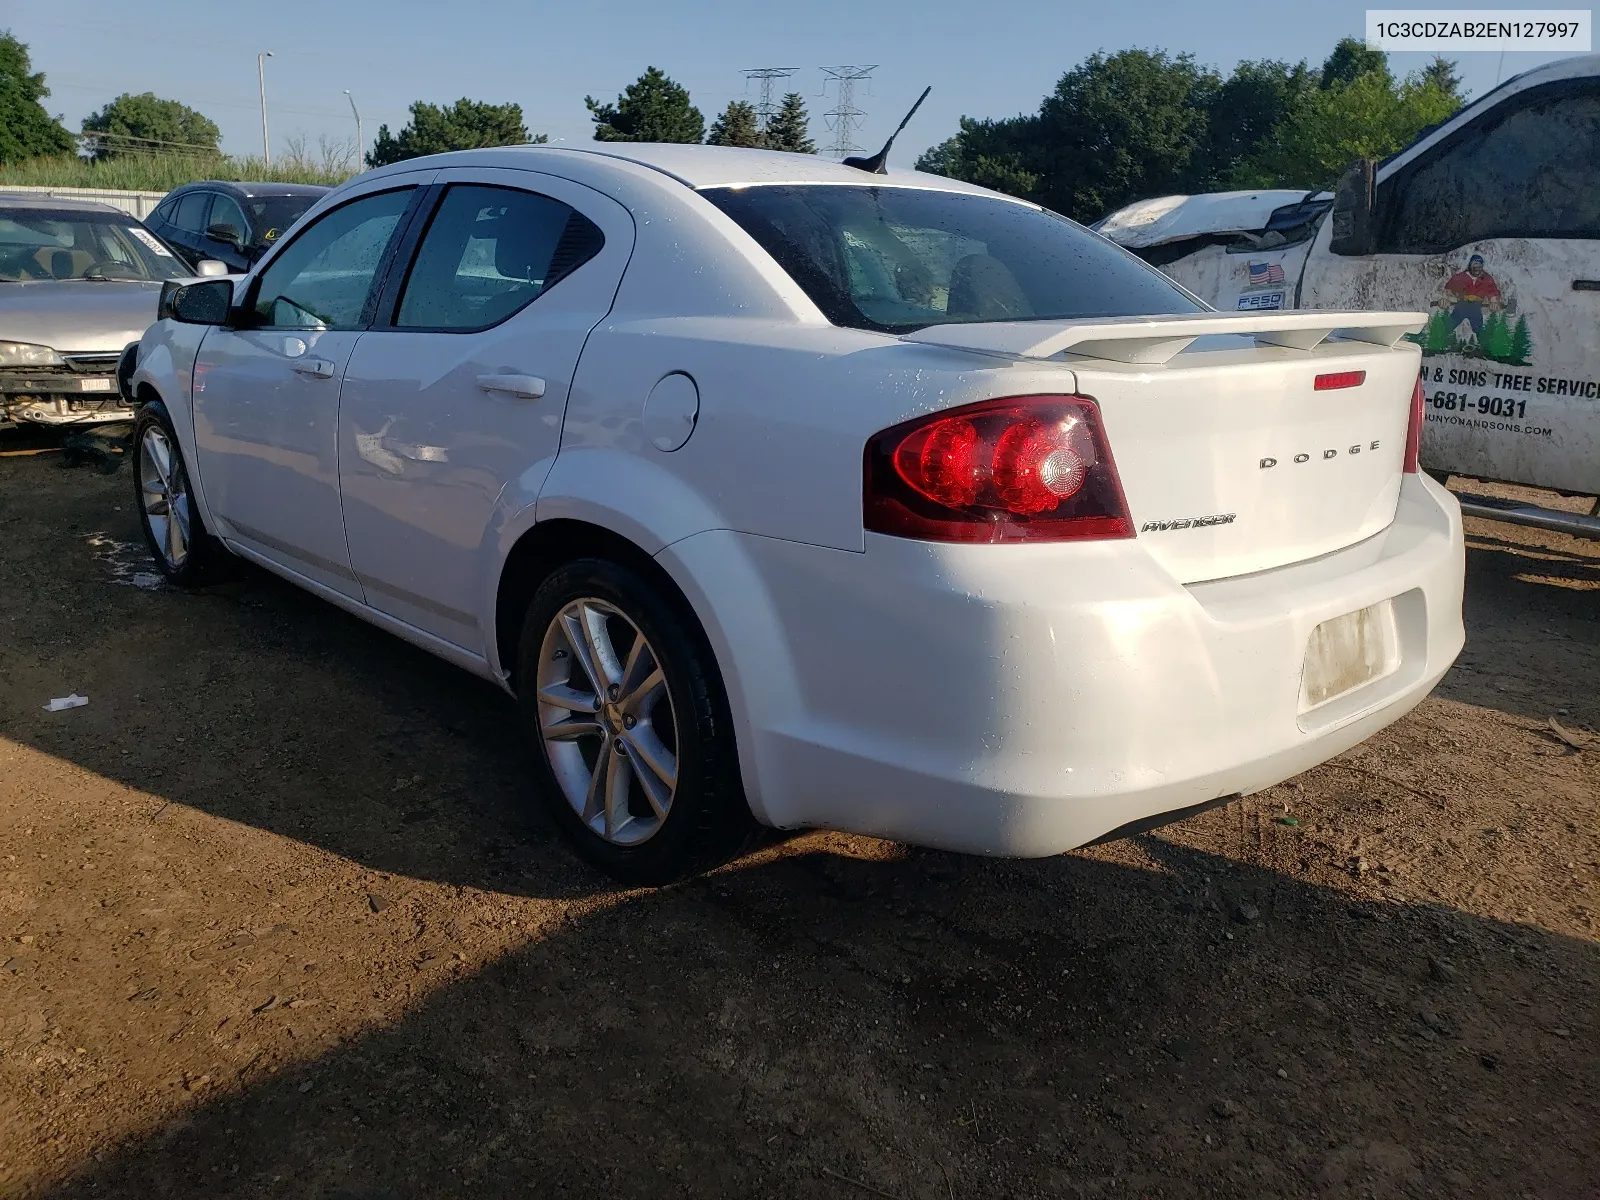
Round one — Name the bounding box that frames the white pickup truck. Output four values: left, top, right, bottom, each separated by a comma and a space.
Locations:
1096, 53, 1600, 537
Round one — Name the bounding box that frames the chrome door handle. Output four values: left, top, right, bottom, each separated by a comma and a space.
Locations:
291, 357, 337, 378
476, 373, 546, 399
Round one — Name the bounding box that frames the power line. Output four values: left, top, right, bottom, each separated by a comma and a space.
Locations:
741, 67, 799, 134
819, 65, 875, 156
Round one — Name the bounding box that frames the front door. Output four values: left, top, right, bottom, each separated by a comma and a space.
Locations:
192, 184, 421, 598
1303, 76, 1600, 493
336, 169, 631, 650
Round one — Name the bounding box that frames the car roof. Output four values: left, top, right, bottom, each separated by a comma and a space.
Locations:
172, 181, 330, 199
0, 194, 124, 215
370, 142, 1019, 200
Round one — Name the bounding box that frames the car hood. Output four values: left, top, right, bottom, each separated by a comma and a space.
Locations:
0, 280, 166, 355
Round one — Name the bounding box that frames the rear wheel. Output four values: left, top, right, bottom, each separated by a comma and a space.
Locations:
517, 558, 755, 884
133, 401, 225, 586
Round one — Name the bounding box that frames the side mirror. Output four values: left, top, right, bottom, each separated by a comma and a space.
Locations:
1329, 158, 1377, 256
205, 222, 243, 246
159, 278, 233, 325
195, 259, 229, 277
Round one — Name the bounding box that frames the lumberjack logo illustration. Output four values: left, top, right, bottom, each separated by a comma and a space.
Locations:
1413, 253, 1533, 366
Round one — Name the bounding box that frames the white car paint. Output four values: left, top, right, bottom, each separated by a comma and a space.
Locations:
129, 144, 1465, 856
1093, 190, 1312, 250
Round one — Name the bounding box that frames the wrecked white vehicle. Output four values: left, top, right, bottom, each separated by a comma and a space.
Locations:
1097, 53, 1600, 537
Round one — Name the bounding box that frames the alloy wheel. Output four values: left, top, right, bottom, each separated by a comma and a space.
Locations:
139, 425, 190, 571
535, 598, 679, 846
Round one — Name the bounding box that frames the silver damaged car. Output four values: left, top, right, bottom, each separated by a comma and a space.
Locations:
0, 195, 221, 429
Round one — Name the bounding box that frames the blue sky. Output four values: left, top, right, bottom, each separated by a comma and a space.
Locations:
15, 0, 1577, 166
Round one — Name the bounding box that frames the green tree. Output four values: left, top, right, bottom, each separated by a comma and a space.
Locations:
1204, 58, 1317, 189
1031, 50, 1219, 218
1421, 55, 1464, 102
1507, 315, 1533, 366
764, 92, 815, 154
585, 67, 703, 143
706, 100, 763, 147
81, 92, 220, 160
0, 31, 74, 163
1480, 311, 1512, 360
367, 99, 537, 168
1422, 309, 1453, 354
1320, 37, 1390, 89
914, 117, 1039, 195
1234, 67, 1459, 189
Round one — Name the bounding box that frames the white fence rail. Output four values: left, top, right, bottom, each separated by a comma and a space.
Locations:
0, 185, 168, 220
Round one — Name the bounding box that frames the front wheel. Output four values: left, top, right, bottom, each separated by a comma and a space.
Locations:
516, 558, 755, 885
133, 401, 225, 586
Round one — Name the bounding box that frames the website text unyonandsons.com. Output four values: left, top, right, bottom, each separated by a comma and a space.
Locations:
1425, 412, 1555, 437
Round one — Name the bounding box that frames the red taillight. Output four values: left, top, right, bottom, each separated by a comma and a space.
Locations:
864, 395, 1133, 543
1403, 377, 1425, 473
1314, 370, 1366, 391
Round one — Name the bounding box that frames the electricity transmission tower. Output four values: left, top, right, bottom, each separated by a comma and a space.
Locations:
820, 65, 876, 156
742, 67, 799, 133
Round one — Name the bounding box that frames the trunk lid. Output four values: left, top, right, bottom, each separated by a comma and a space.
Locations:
903, 311, 1425, 583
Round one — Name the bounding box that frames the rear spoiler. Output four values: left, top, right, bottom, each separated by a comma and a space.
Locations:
901, 311, 1426, 366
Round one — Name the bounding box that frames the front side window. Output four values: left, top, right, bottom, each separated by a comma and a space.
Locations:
394, 184, 604, 330
702, 184, 1201, 333
1378, 83, 1600, 253
251, 188, 413, 329
208, 194, 249, 240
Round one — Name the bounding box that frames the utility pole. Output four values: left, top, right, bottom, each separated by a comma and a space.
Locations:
258, 51, 274, 166
344, 90, 364, 167
820, 65, 875, 156
742, 67, 798, 134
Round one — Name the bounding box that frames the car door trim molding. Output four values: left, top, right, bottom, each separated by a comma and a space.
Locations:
360, 576, 481, 629
220, 516, 359, 581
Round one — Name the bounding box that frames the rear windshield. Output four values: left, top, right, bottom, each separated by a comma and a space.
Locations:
245, 195, 322, 246
701, 184, 1203, 333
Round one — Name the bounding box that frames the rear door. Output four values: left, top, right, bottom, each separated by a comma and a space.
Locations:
1302, 75, 1600, 494
166, 191, 213, 269
191, 182, 425, 598
336, 168, 631, 649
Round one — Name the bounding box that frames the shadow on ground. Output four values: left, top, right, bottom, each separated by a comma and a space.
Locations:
2, 448, 1596, 1198
43, 842, 1600, 1198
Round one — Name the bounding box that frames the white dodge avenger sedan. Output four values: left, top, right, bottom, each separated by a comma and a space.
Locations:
125, 144, 1465, 883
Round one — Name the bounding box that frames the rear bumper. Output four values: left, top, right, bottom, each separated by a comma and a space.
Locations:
659, 473, 1465, 856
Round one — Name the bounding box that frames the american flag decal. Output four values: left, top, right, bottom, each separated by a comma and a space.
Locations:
1248, 261, 1287, 286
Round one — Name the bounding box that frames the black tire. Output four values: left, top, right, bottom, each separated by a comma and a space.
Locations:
516, 557, 756, 885
132, 400, 227, 586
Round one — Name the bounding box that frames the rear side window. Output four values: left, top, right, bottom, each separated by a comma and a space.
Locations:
395, 184, 604, 331
702, 184, 1201, 333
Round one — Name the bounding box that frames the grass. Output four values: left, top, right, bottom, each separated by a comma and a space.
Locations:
0, 150, 357, 193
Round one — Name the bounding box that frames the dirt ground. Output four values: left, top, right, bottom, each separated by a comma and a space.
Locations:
1, 428, 1596, 1199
